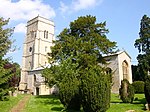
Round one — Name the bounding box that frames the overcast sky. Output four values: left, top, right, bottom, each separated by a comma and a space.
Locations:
1, 0, 150, 66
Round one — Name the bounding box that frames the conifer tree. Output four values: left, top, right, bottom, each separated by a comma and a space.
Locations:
134, 15, 150, 77
43, 15, 117, 111
119, 79, 134, 103
135, 15, 150, 110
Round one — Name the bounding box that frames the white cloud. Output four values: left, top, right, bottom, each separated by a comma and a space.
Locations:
72, 0, 100, 11
59, 1, 69, 14
0, 0, 56, 21
59, 0, 103, 14
0, 0, 56, 33
14, 23, 26, 33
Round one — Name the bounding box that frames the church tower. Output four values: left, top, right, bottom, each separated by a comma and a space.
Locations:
19, 16, 54, 94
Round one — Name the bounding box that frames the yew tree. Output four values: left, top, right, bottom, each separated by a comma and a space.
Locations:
43, 15, 117, 111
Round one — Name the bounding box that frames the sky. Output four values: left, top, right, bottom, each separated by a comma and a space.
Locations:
1, 0, 150, 66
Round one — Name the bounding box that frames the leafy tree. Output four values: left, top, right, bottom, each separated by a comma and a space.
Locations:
43, 15, 117, 111
134, 15, 150, 78
0, 18, 13, 58
0, 17, 14, 100
8, 63, 21, 90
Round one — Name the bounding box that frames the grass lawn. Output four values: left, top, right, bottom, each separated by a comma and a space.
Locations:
23, 95, 64, 112
0, 93, 147, 112
107, 94, 147, 112
23, 94, 147, 112
0, 94, 24, 112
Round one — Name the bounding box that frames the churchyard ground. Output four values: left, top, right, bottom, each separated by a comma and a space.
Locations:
0, 94, 147, 112
0, 94, 24, 112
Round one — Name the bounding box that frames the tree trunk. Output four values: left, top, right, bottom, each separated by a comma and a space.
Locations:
148, 104, 150, 110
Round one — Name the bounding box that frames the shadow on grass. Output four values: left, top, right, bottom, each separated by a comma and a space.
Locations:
111, 98, 146, 104
34, 95, 84, 112
33, 95, 61, 105
133, 98, 146, 104
133, 98, 146, 111
35, 95, 59, 99
51, 107, 64, 111
111, 97, 146, 111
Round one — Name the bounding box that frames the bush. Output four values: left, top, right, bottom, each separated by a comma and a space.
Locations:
119, 79, 135, 103
132, 81, 144, 93
81, 67, 111, 112
58, 63, 81, 111
0, 82, 10, 101
58, 77, 81, 111
59, 65, 111, 112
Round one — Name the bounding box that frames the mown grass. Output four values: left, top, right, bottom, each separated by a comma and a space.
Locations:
23, 95, 64, 112
0, 94, 24, 112
0, 93, 147, 112
107, 94, 147, 112
23, 94, 147, 112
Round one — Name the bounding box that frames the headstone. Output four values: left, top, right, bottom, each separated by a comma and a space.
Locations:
9, 91, 12, 96
145, 104, 150, 110
50, 85, 59, 95
13, 90, 18, 97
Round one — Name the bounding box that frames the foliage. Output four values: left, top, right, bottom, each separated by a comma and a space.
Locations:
132, 81, 144, 94
144, 75, 150, 104
0, 17, 13, 58
80, 65, 111, 112
57, 58, 81, 111
134, 15, 150, 80
132, 65, 145, 81
43, 57, 81, 111
0, 61, 15, 100
43, 15, 117, 111
0, 17, 14, 100
8, 63, 21, 89
119, 79, 135, 103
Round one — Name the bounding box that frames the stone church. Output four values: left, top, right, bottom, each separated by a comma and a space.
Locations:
19, 16, 132, 95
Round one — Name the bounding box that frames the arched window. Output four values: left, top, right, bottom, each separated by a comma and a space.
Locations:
106, 67, 112, 74
31, 31, 36, 38
46, 31, 48, 39
44, 30, 46, 38
122, 60, 128, 80
45, 46, 47, 52
34, 74, 36, 82
44, 30, 48, 39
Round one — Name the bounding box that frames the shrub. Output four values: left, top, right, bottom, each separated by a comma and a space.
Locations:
119, 79, 135, 103
81, 67, 111, 112
132, 81, 144, 93
58, 72, 81, 111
